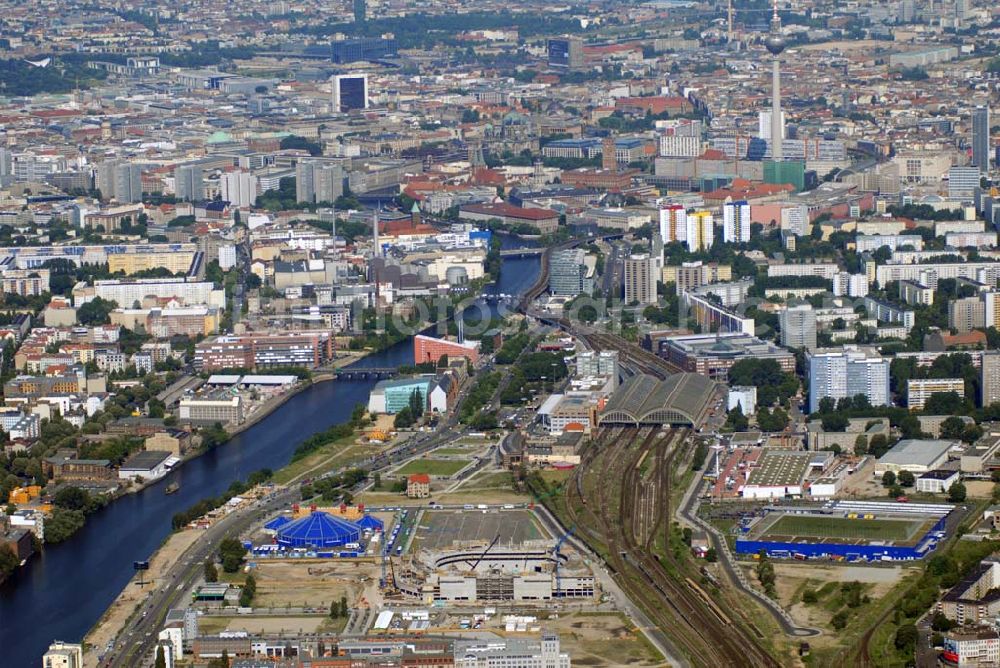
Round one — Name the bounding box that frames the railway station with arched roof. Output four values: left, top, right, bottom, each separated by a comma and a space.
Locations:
598, 373, 719, 428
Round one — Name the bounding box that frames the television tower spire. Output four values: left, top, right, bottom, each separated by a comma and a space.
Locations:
372, 209, 380, 258
765, 0, 786, 161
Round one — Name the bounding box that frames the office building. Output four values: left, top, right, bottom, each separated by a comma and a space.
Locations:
982, 351, 1000, 407
332, 74, 369, 112
220, 169, 258, 208
624, 255, 657, 305
296, 159, 344, 204
330, 37, 397, 64
665, 261, 732, 294
656, 332, 794, 380
178, 395, 244, 425
174, 165, 204, 202
658, 204, 687, 244
576, 350, 620, 380
194, 332, 335, 370
96, 160, 142, 204
949, 165, 980, 200
680, 292, 756, 336
43, 642, 83, 668
722, 200, 751, 244
414, 334, 480, 365
907, 378, 965, 411
973, 106, 991, 175
549, 248, 588, 296
807, 346, 891, 413
547, 37, 584, 69
779, 304, 817, 350
685, 211, 714, 251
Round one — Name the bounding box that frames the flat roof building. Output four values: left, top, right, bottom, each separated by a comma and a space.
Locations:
875, 439, 954, 477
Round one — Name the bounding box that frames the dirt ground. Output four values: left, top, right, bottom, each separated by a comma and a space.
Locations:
214, 615, 327, 634
251, 560, 378, 610
83, 529, 203, 666
757, 562, 909, 647
965, 480, 994, 498
541, 612, 666, 667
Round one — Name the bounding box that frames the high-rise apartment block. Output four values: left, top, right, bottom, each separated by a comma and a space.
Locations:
685, 211, 714, 252
807, 346, 891, 413
97, 160, 142, 203
658, 204, 687, 244
982, 351, 1000, 407
779, 304, 817, 350
220, 169, 258, 208
174, 165, 204, 202
722, 200, 751, 243
624, 255, 657, 305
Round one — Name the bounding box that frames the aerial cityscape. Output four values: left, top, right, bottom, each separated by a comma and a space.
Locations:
2, 0, 1000, 666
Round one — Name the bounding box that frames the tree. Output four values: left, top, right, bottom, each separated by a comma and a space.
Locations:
219, 536, 246, 573
154, 646, 166, 668
802, 589, 818, 604
53, 486, 91, 511
704, 547, 717, 562
894, 623, 919, 651
831, 610, 848, 629
408, 389, 424, 418
897, 470, 915, 487
854, 435, 868, 456
239, 573, 256, 607
77, 297, 117, 326
724, 405, 749, 432
940, 416, 967, 440
948, 481, 967, 503
330, 599, 340, 618
339, 595, 349, 618
394, 407, 414, 429
931, 611, 955, 632
881, 471, 897, 488
204, 558, 218, 583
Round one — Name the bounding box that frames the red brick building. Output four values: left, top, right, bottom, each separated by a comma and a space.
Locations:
413, 335, 480, 366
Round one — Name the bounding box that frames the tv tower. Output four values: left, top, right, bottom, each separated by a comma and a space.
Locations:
765, 0, 786, 161
372, 209, 380, 258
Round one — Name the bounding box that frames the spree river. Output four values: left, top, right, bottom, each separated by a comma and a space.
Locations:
0, 251, 539, 666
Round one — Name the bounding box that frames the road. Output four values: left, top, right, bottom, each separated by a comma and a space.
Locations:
104, 489, 298, 668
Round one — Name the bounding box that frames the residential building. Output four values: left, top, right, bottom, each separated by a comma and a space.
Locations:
194, 332, 335, 370
680, 292, 755, 336
658, 204, 687, 243
722, 200, 751, 243
949, 297, 985, 333
663, 261, 731, 293
907, 378, 965, 410
576, 351, 619, 380
831, 272, 869, 298
942, 629, 1000, 666
685, 211, 714, 251
864, 297, 915, 331
779, 304, 817, 350
407, 473, 430, 498
982, 351, 1000, 407
807, 346, 891, 413
939, 557, 1000, 624
948, 165, 981, 200
624, 255, 657, 305
898, 281, 933, 306
220, 169, 258, 208
96, 161, 142, 204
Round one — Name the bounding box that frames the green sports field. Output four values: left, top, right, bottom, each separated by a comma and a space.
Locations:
762, 515, 921, 542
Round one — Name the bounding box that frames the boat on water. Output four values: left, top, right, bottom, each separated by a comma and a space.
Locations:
164, 482, 180, 495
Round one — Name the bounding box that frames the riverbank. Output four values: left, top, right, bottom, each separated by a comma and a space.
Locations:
82, 529, 203, 667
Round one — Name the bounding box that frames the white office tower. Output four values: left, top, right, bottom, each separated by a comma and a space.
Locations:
685, 211, 714, 251
658, 204, 687, 243
577, 350, 620, 384
624, 254, 658, 305
758, 109, 786, 141
779, 304, 817, 350
807, 346, 890, 413
220, 169, 258, 208
722, 200, 751, 243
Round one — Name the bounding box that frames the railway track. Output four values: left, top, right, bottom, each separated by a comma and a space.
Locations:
561, 427, 780, 667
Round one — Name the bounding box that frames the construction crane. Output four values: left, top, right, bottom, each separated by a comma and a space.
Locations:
469, 532, 502, 571
552, 527, 575, 597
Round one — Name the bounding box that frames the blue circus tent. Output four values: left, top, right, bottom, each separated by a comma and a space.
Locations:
276, 511, 362, 548
356, 514, 384, 532
264, 515, 292, 531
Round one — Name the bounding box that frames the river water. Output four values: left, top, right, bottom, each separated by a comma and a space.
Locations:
0, 251, 539, 665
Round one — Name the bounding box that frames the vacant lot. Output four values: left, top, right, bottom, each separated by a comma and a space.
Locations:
544, 612, 665, 667
763, 515, 919, 542
395, 458, 468, 477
